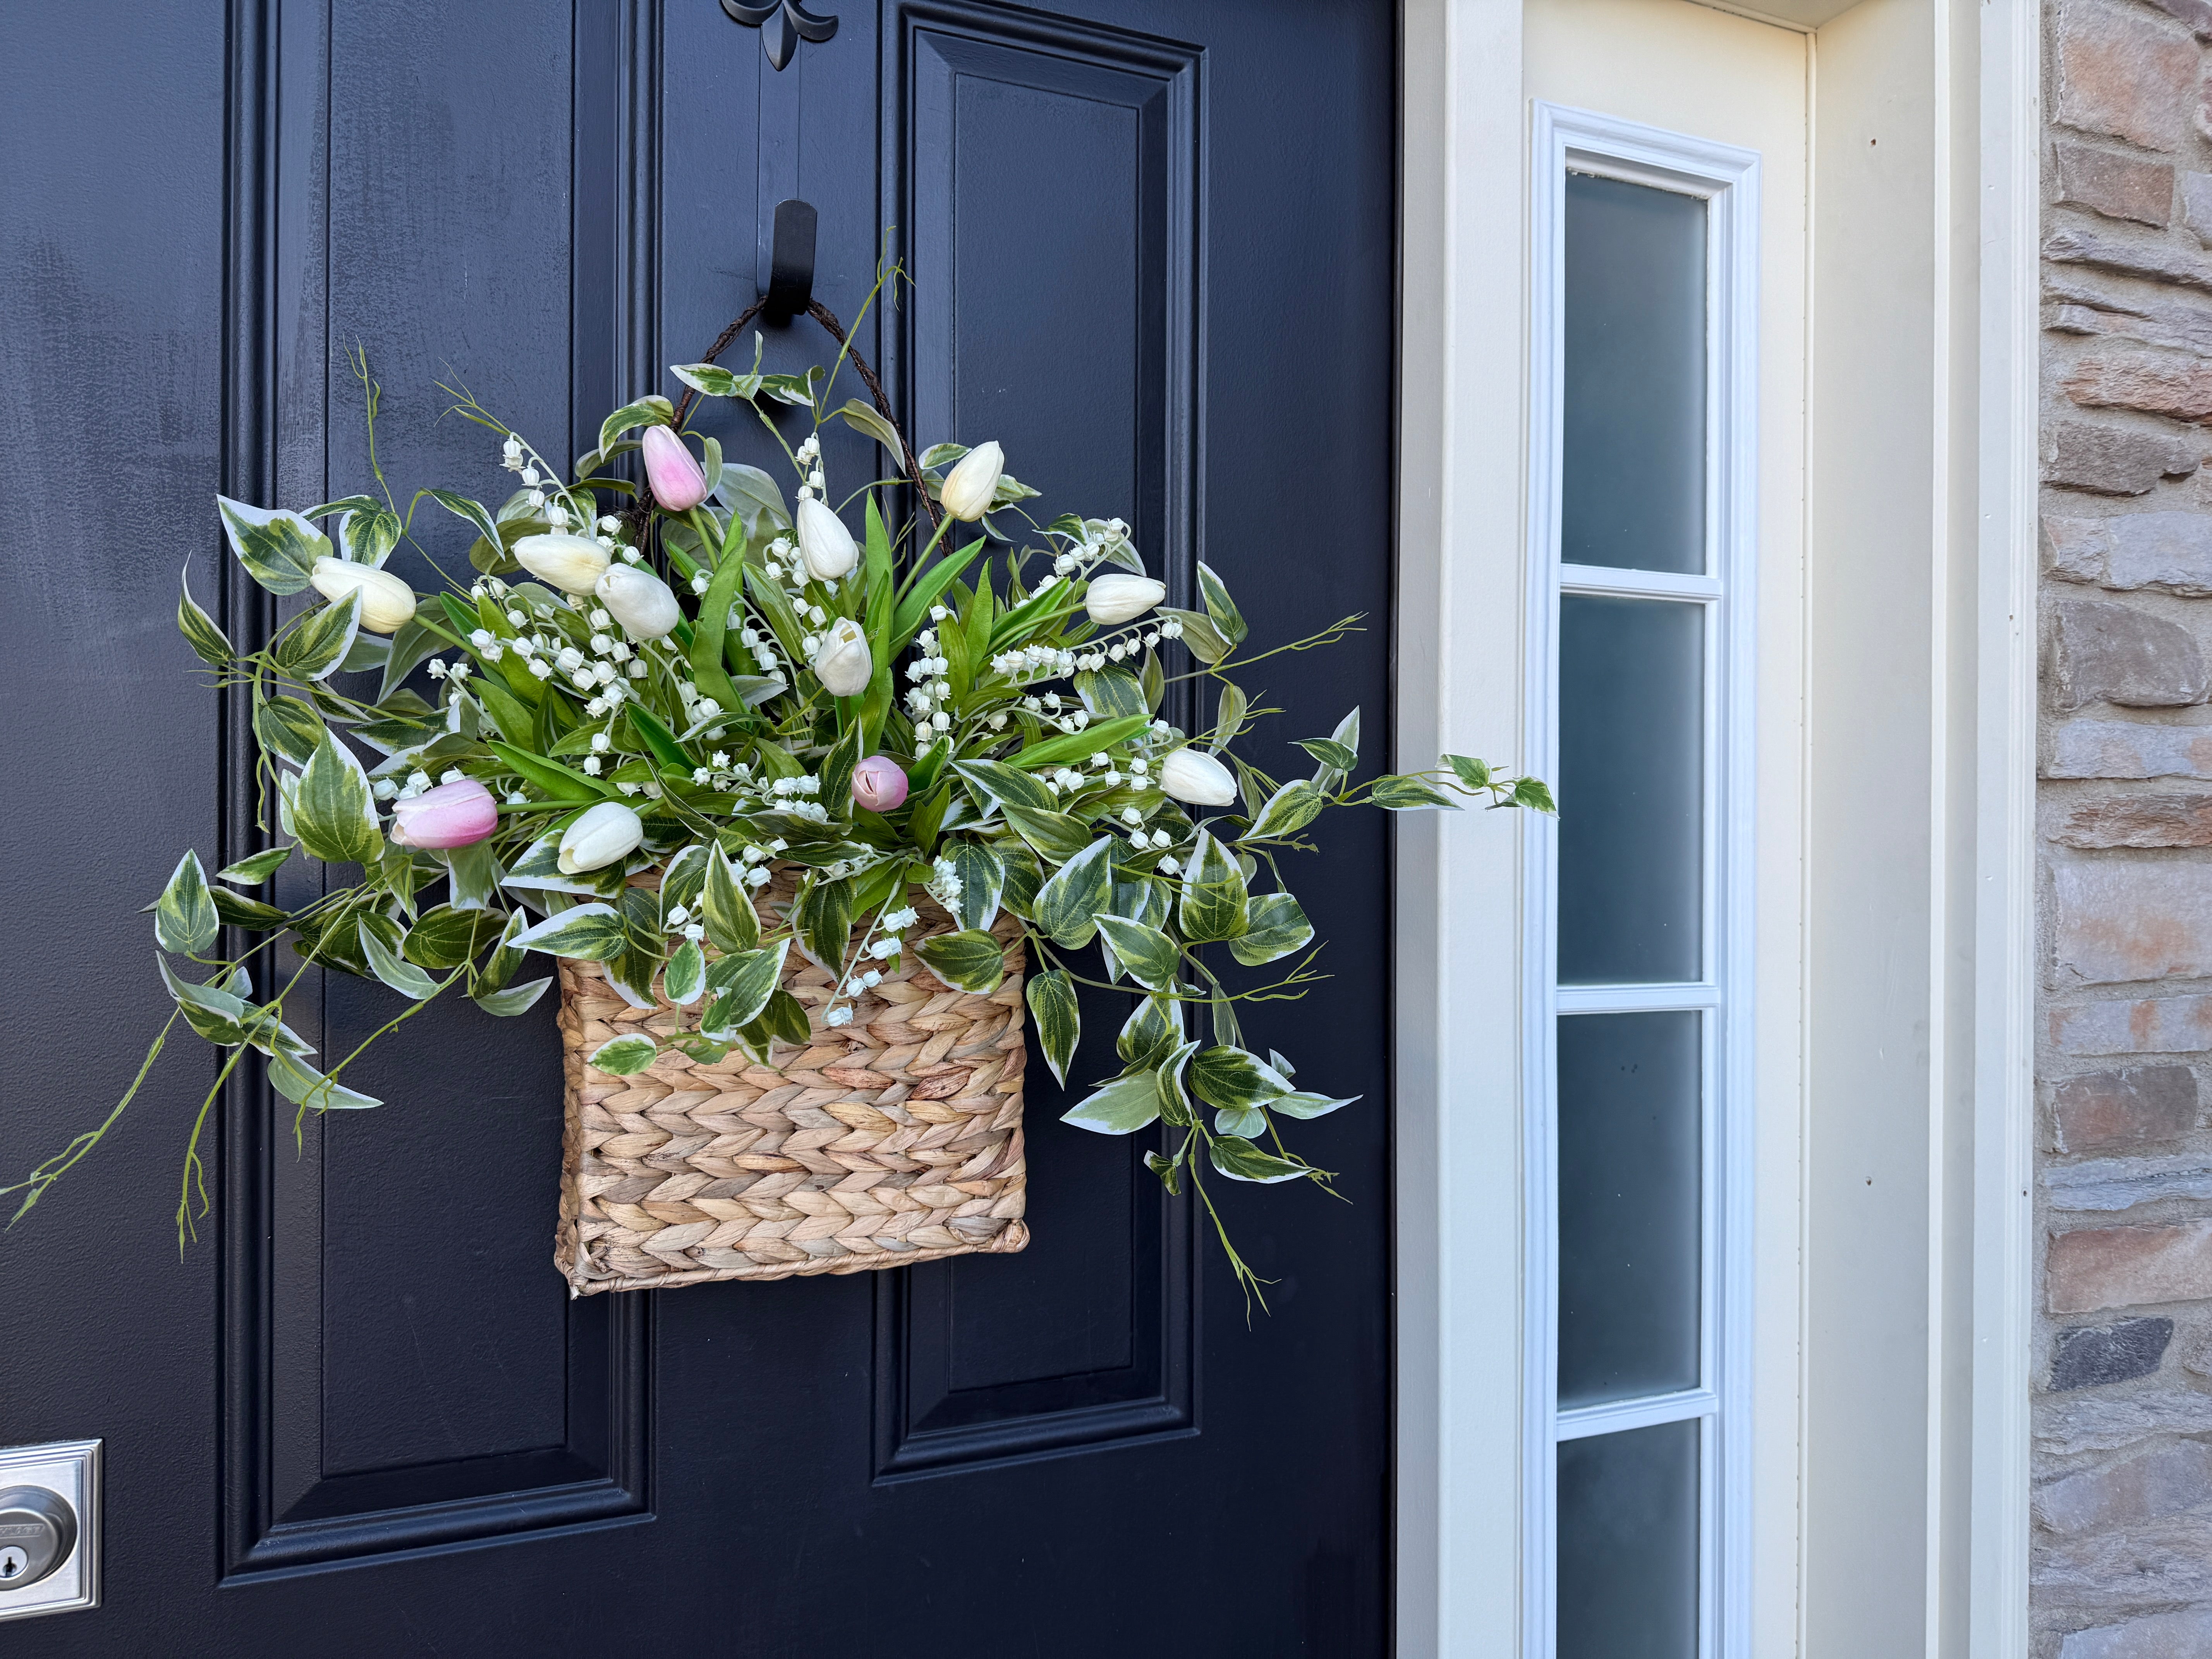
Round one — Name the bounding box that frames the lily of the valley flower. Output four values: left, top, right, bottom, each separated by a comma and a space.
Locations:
388, 777, 498, 849
812, 617, 873, 696
309, 558, 416, 633
557, 800, 644, 874
593, 563, 681, 639
1085, 574, 1166, 627
515, 532, 610, 595
940, 440, 1003, 521
795, 497, 858, 581
850, 754, 909, 812
639, 425, 709, 512
1159, 747, 1237, 806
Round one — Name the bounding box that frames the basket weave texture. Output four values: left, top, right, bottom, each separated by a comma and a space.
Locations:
555, 869, 1029, 1294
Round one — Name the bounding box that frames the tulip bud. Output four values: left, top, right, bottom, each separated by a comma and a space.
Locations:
556, 800, 644, 874
388, 777, 498, 849
309, 557, 417, 634
593, 563, 682, 639
1159, 747, 1237, 806
939, 441, 1004, 521
812, 617, 873, 697
515, 533, 611, 595
794, 497, 859, 582
1085, 574, 1166, 627
850, 755, 909, 812
640, 425, 709, 513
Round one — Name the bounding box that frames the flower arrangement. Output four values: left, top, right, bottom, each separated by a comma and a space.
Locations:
8, 298, 1549, 1300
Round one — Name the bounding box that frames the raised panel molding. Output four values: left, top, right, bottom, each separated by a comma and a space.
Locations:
216, 0, 654, 1579
872, 0, 1200, 1481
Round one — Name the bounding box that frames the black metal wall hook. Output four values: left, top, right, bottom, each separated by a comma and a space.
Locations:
764, 199, 817, 322
720, 0, 837, 70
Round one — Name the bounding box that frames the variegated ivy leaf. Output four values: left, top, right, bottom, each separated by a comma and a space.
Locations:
473, 976, 551, 1017
276, 587, 362, 683
1118, 994, 1183, 1069
360, 925, 440, 1001
501, 828, 629, 899
955, 758, 1056, 813
1189, 1044, 1296, 1113
154, 851, 220, 957
1025, 969, 1079, 1087
253, 694, 326, 767
177, 565, 233, 666
945, 840, 1005, 934
596, 394, 675, 459
1155, 1039, 1199, 1127
216, 495, 330, 595
1033, 837, 1115, 948
715, 462, 790, 535
1269, 1049, 1296, 1078
1207, 681, 1247, 754
1368, 773, 1460, 811
1299, 737, 1358, 774
663, 940, 706, 1006
156, 952, 248, 1045
1208, 1136, 1311, 1185
1272, 1090, 1360, 1120
1243, 780, 1326, 843
268, 1051, 381, 1111
671, 362, 759, 399
1331, 705, 1361, 761
338, 505, 402, 567
701, 939, 789, 1037
916, 929, 1007, 995
1062, 1072, 1162, 1136
295, 734, 384, 866
403, 903, 505, 970
833, 396, 903, 457
1145, 1149, 1183, 1196
1228, 892, 1313, 967
793, 875, 854, 975
1195, 562, 1248, 646
1093, 915, 1179, 993
1444, 753, 1491, 792
216, 847, 292, 886
1177, 831, 1248, 944
658, 842, 711, 920
1003, 805, 1093, 864
1213, 1106, 1268, 1139
588, 1033, 661, 1077
442, 839, 502, 910
510, 902, 628, 961
1075, 665, 1148, 722
1512, 776, 1558, 813
701, 845, 762, 953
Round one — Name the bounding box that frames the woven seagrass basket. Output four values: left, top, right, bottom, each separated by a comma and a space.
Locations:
554, 869, 1030, 1294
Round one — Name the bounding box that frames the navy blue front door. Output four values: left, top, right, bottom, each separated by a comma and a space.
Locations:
2, 2, 1398, 1651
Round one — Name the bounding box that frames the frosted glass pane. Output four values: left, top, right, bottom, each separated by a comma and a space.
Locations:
1562, 171, 1707, 574
1558, 1012, 1702, 1407
1556, 1419, 1700, 1659
1558, 595, 1703, 985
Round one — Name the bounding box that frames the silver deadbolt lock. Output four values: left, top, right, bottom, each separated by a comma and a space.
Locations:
0, 1487, 76, 1592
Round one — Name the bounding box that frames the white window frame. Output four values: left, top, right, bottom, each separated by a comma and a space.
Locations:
1520, 102, 1761, 1659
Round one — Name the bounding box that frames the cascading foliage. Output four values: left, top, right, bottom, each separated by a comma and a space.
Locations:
10, 319, 1551, 1301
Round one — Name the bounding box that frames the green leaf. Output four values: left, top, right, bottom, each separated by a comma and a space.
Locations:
834, 396, 905, 457
1300, 737, 1358, 773
1272, 1090, 1360, 1120
361, 924, 441, 1000
487, 740, 618, 802
625, 704, 692, 771
1140, 648, 1165, 714
510, 902, 629, 961
474, 976, 552, 1017
819, 719, 863, 814
1208, 1136, 1312, 1185
1189, 1044, 1296, 1112
701, 939, 789, 1035
216, 847, 292, 885
795, 875, 854, 972
1025, 969, 1080, 1087
177, 565, 234, 666
216, 495, 329, 595
687, 542, 752, 713
1512, 776, 1558, 813
892, 539, 990, 651
702, 846, 762, 953
1093, 914, 1179, 992
1227, 892, 1314, 967
1177, 830, 1248, 943
1369, 773, 1459, 811
1033, 837, 1116, 948
276, 589, 364, 682
588, 1033, 661, 1076
294, 735, 384, 866
915, 929, 1007, 995
1195, 562, 1248, 645
253, 694, 327, 766
268, 1052, 381, 1112
1061, 1072, 1162, 1135
953, 757, 1056, 813
1009, 715, 1150, 771
1444, 753, 1491, 792
718, 463, 790, 535
597, 394, 675, 458
1208, 681, 1248, 753
1003, 804, 1095, 864
154, 851, 220, 956
758, 987, 813, 1046
1243, 780, 1326, 842
945, 840, 1005, 933
1159, 607, 1228, 664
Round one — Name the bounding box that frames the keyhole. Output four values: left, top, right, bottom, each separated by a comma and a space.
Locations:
0, 1547, 25, 1580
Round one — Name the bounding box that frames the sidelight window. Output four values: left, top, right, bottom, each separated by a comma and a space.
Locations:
1523, 106, 1761, 1659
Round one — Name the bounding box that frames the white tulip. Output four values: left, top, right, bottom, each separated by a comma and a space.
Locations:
556, 800, 644, 874
514, 532, 611, 595
1085, 574, 1166, 626
794, 497, 858, 582
811, 616, 873, 697
1159, 747, 1237, 806
939, 441, 1004, 521
309, 558, 417, 634
593, 563, 681, 639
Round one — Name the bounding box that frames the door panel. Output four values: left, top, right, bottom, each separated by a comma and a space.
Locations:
2, 1, 1395, 1651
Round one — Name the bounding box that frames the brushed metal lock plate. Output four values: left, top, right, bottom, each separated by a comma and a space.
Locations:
0, 1441, 99, 1622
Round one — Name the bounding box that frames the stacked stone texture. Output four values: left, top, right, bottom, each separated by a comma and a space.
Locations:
2039, 1, 2212, 1651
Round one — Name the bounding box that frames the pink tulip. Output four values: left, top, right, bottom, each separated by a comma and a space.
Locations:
851, 755, 910, 812
641, 425, 709, 512
389, 778, 498, 849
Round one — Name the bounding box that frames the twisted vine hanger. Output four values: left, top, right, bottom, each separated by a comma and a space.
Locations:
667, 298, 943, 533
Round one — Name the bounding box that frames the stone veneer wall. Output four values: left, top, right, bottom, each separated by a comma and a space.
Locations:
2038, 0, 2212, 1651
